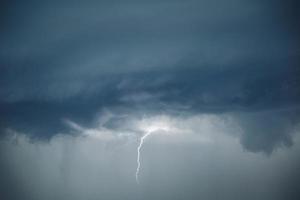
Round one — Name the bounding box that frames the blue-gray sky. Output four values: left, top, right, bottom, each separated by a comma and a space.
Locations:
0, 0, 300, 200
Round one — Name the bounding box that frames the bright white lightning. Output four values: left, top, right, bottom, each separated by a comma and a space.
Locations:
135, 118, 171, 184
135, 130, 153, 184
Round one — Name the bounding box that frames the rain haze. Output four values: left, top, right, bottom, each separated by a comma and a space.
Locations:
0, 0, 300, 200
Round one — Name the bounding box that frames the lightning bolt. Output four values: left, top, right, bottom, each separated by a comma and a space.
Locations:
135, 130, 152, 184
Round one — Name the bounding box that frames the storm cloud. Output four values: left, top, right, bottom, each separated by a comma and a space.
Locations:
0, 0, 300, 199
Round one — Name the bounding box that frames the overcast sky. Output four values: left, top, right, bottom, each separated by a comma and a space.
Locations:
0, 0, 300, 200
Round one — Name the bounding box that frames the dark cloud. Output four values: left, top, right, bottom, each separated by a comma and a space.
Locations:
0, 0, 300, 148
1, 62, 299, 145
233, 108, 300, 154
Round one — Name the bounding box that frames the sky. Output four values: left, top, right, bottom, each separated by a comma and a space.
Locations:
0, 0, 300, 200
